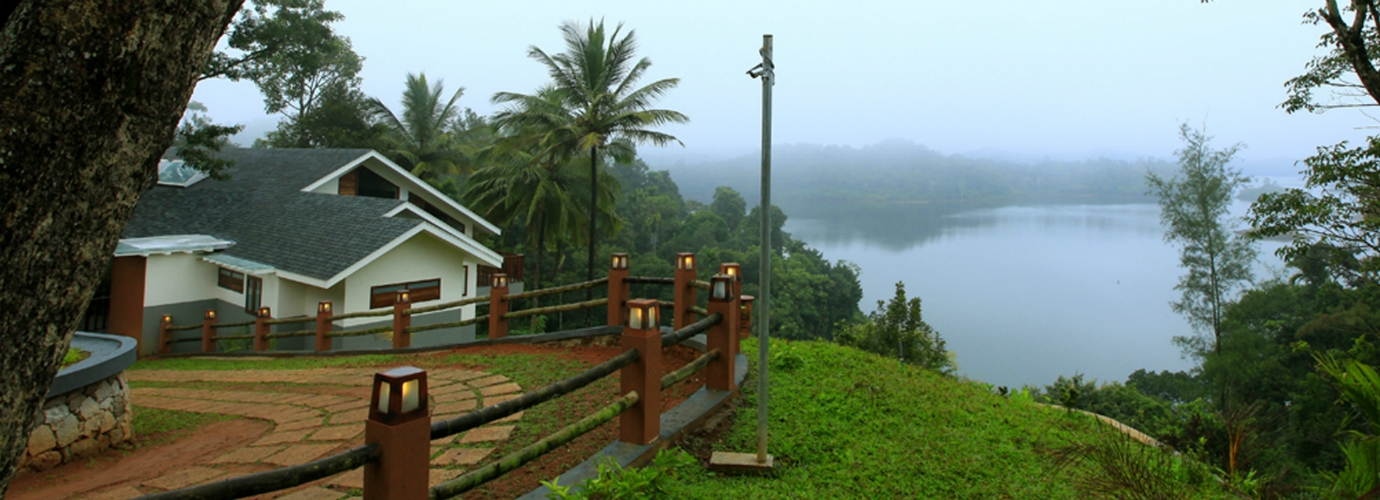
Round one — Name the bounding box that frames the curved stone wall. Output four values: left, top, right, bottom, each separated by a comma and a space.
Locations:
20, 332, 138, 472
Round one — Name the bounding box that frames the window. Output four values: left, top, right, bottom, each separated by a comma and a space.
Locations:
370, 279, 441, 309
218, 268, 244, 293
245, 275, 263, 314
339, 168, 398, 199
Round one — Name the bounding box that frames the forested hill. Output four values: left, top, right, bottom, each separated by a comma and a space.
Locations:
653, 139, 1178, 217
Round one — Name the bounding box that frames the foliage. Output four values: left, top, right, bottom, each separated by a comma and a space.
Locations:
1314, 353, 1380, 498
1278, 0, 1380, 115
1147, 123, 1256, 356
835, 281, 952, 373
58, 348, 88, 370
1048, 427, 1238, 500
496, 18, 688, 285
258, 82, 387, 150
130, 406, 235, 439
661, 339, 1110, 498
543, 448, 696, 499
172, 101, 244, 178
369, 72, 475, 181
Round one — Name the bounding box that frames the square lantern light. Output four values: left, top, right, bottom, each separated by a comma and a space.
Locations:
720, 263, 741, 281
396, 290, 410, 304
318, 302, 331, 314
676, 253, 695, 271
611, 253, 629, 270
492, 273, 508, 288
710, 274, 733, 301
370, 366, 428, 425
627, 299, 660, 331
161, 314, 172, 324
205, 310, 217, 321
258, 307, 271, 318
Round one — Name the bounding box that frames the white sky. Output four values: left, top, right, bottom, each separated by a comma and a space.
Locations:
191, 0, 1374, 164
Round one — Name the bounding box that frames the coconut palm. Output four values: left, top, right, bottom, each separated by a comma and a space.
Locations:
494, 18, 688, 292
368, 72, 470, 183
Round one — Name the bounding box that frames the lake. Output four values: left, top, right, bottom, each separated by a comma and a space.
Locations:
782, 196, 1289, 389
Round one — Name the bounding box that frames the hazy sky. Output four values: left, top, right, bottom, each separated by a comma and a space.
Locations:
192, 0, 1372, 165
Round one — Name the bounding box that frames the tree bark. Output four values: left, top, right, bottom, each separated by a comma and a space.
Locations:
0, 0, 241, 493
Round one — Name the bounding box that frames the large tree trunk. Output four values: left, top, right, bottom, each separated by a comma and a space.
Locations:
0, 0, 242, 493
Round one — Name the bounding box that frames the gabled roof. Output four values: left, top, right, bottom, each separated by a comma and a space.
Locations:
125, 148, 502, 283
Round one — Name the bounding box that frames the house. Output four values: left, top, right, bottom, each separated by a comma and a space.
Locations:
107, 148, 513, 355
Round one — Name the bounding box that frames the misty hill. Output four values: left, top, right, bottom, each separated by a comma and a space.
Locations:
650, 139, 1180, 218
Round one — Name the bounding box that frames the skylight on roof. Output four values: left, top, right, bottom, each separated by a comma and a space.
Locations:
157, 159, 207, 187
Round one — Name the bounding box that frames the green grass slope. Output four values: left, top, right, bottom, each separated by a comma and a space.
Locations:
665, 339, 1107, 499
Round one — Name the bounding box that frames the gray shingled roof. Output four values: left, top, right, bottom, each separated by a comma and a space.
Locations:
125, 148, 422, 281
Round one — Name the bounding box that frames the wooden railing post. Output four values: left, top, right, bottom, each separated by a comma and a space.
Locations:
739, 295, 755, 340
706, 275, 740, 392
315, 301, 333, 352
673, 252, 697, 330
620, 299, 662, 445
488, 274, 509, 339
719, 263, 742, 297
158, 315, 172, 355
201, 310, 217, 353
254, 307, 271, 351
364, 366, 430, 500
393, 292, 412, 349
608, 253, 630, 327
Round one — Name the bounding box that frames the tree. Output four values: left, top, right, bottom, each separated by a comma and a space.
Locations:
709, 186, 747, 231
369, 73, 471, 183
1147, 124, 1256, 356
0, 0, 242, 493
173, 101, 244, 179
497, 18, 688, 298
258, 81, 388, 149
835, 281, 952, 373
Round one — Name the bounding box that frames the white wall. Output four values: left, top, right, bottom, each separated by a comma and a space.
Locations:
277, 278, 345, 320
341, 232, 473, 326
143, 253, 217, 307
309, 176, 339, 195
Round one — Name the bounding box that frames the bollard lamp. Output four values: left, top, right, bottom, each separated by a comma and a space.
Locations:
258, 307, 271, 318
370, 366, 428, 425
205, 310, 216, 321
710, 274, 733, 302
719, 263, 741, 281
627, 299, 660, 331
492, 273, 508, 288
318, 302, 331, 314
611, 253, 629, 270
676, 253, 695, 271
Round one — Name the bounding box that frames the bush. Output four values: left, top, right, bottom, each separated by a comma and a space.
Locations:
835, 281, 953, 373
544, 448, 697, 499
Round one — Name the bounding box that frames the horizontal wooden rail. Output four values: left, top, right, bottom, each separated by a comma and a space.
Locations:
691, 280, 711, 290
662, 313, 721, 348
431, 391, 640, 499
431, 349, 640, 440
624, 276, 674, 285
211, 333, 254, 341
325, 325, 393, 338
166, 337, 200, 344
262, 316, 311, 326
502, 298, 607, 320
406, 295, 488, 315
689, 306, 709, 317
403, 315, 487, 334
327, 309, 393, 321
263, 329, 316, 340
661, 349, 719, 390
503, 278, 609, 302
136, 443, 380, 500
164, 323, 203, 332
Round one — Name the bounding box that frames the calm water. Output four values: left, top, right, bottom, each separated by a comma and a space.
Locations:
783, 198, 1288, 389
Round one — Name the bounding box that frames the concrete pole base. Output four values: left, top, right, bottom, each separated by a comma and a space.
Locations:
707, 451, 776, 475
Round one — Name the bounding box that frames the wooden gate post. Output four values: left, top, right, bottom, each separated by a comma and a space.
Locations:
254, 307, 271, 351
488, 274, 509, 339
315, 301, 333, 352
608, 253, 630, 327
158, 315, 172, 355
673, 252, 697, 330
620, 299, 662, 445
392, 292, 412, 349
201, 310, 217, 353
706, 275, 740, 392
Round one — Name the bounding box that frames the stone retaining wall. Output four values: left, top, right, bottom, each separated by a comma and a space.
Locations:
20, 372, 134, 472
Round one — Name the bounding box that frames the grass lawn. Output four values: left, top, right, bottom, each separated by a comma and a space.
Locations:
661, 339, 1109, 499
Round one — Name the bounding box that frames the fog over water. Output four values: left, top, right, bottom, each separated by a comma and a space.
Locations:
783, 193, 1292, 389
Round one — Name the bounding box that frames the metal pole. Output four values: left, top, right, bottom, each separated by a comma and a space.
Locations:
756, 33, 773, 465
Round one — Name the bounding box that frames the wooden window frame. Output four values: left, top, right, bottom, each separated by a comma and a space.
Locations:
245, 275, 263, 314
218, 268, 244, 293
370, 278, 441, 309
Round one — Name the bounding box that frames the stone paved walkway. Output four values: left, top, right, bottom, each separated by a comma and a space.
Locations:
89, 367, 525, 499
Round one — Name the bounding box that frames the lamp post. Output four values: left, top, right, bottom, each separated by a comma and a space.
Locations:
364, 366, 430, 500
392, 290, 411, 349
315, 301, 332, 352
201, 309, 217, 353
749, 33, 775, 467
253, 306, 271, 352
719, 262, 742, 297
608, 253, 631, 327
673, 252, 697, 329
621, 299, 662, 445
706, 274, 739, 392
489, 273, 509, 339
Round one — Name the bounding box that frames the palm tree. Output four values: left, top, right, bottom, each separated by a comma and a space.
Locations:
368, 72, 470, 183
494, 19, 688, 296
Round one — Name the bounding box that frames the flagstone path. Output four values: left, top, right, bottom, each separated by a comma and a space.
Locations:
87, 367, 525, 499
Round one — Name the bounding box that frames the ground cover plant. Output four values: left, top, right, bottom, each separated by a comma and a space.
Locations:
659, 339, 1160, 498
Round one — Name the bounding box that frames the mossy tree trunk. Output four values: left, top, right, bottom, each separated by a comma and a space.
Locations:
0, 0, 242, 493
